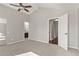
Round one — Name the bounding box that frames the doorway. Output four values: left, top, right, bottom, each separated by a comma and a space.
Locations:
49, 19, 58, 45
24, 22, 29, 38
49, 14, 68, 50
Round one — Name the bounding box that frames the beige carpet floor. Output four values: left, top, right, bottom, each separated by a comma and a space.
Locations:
0, 39, 79, 56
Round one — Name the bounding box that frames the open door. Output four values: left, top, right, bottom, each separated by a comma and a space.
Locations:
58, 14, 68, 50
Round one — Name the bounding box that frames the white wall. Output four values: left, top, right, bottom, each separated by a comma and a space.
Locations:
0, 4, 29, 44
29, 8, 79, 49
29, 8, 67, 43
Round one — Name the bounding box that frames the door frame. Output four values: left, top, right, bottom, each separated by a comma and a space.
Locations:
49, 14, 69, 50
49, 18, 58, 43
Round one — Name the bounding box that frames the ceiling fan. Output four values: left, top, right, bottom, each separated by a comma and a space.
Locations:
10, 3, 32, 12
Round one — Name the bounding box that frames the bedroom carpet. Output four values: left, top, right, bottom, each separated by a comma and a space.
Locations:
0, 39, 79, 56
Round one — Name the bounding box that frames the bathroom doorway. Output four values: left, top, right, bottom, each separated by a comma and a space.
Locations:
49, 14, 68, 50
49, 19, 58, 45
24, 22, 29, 39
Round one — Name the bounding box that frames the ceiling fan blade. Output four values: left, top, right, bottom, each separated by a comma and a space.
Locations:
24, 8, 29, 12
19, 3, 23, 6
17, 8, 22, 11
10, 4, 21, 7
24, 5, 32, 8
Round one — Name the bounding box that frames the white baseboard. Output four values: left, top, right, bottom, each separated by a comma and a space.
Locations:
69, 45, 78, 50
7, 39, 25, 45
30, 39, 48, 44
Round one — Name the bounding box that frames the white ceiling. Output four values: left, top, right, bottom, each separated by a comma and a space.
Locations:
36, 3, 79, 8
2, 3, 79, 15
2, 3, 39, 15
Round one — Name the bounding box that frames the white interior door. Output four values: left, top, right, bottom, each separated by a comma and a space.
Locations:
58, 14, 68, 50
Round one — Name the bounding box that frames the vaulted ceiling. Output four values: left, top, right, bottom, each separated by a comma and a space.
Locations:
2, 3, 39, 15
2, 3, 79, 15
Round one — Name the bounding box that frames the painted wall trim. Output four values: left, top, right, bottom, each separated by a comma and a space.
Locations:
7, 39, 25, 45
30, 39, 49, 43
69, 45, 78, 50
